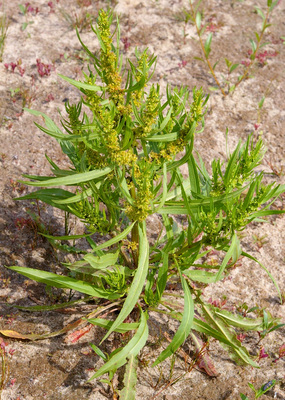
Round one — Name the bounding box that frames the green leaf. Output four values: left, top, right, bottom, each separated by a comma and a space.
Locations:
68, 250, 119, 274
240, 394, 250, 400
88, 318, 139, 333
250, 39, 257, 54
152, 274, 194, 366
58, 74, 103, 92
214, 308, 266, 331
188, 154, 201, 195
101, 222, 149, 342
184, 269, 224, 283
120, 355, 138, 400
194, 57, 206, 63
213, 60, 219, 70
90, 344, 108, 361
204, 33, 212, 58
146, 132, 179, 142
89, 309, 148, 380
258, 96, 265, 109
209, 86, 219, 91
16, 188, 75, 211
93, 222, 136, 252
229, 63, 239, 74
215, 234, 241, 282
20, 167, 112, 187
24, 109, 68, 140
196, 11, 202, 29
225, 58, 232, 68
54, 188, 93, 205
255, 7, 265, 20
201, 304, 259, 367
7, 267, 120, 299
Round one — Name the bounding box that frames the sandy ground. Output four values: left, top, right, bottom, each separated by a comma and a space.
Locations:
0, 0, 285, 399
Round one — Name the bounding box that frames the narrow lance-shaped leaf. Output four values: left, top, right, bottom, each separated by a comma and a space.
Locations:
89, 309, 148, 380
88, 318, 139, 333
20, 167, 112, 187
215, 308, 270, 331
215, 233, 241, 282
7, 266, 120, 299
58, 74, 103, 92
100, 221, 149, 342
152, 273, 194, 366
204, 33, 212, 58
200, 304, 259, 367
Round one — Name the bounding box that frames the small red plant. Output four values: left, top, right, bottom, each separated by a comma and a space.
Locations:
242, 49, 279, 67
25, 3, 40, 14
45, 93, 55, 102
236, 333, 246, 343
121, 37, 131, 51
47, 1, 55, 12
178, 60, 187, 68
206, 17, 223, 33
273, 343, 285, 362
4, 60, 25, 76
208, 297, 227, 308
14, 216, 35, 230
36, 59, 54, 77
258, 346, 269, 361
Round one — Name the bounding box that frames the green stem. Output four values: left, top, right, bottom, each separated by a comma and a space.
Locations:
233, 7, 271, 91
190, 2, 226, 96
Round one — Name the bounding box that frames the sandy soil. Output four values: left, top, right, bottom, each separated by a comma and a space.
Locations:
0, 0, 285, 399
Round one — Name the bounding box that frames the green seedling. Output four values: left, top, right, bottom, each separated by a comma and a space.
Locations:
240, 379, 276, 399
188, 0, 279, 95
6, 9, 285, 396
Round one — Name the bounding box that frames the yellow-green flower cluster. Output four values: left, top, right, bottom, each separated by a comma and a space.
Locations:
132, 51, 149, 107
134, 86, 159, 138
126, 164, 153, 221
98, 10, 125, 112
189, 87, 204, 123
74, 201, 110, 233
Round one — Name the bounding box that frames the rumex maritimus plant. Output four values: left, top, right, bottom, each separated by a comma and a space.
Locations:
5, 9, 285, 397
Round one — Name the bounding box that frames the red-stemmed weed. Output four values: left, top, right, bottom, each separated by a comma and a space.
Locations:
36, 58, 54, 77
4, 60, 25, 76
273, 343, 285, 362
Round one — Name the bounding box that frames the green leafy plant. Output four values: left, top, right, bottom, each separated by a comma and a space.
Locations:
188, 0, 279, 95
240, 379, 276, 399
7, 9, 285, 395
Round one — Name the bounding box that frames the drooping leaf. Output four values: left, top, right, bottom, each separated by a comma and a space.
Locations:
89, 309, 148, 380
7, 266, 121, 299
101, 222, 149, 342
88, 318, 139, 333
152, 274, 194, 366
20, 167, 112, 187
